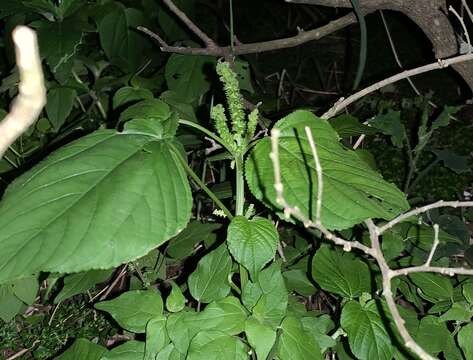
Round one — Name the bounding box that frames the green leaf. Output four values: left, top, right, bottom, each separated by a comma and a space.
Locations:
155, 344, 184, 360
119, 99, 179, 138
432, 149, 470, 174
113, 86, 154, 109
166, 281, 185, 313
10, 276, 38, 305
55, 269, 113, 304
187, 330, 248, 360
198, 296, 247, 335
341, 300, 394, 360
369, 110, 406, 148
188, 244, 232, 303
301, 315, 337, 352
46, 87, 77, 131
167, 311, 200, 354
245, 317, 276, 360
0, 118, 191, 283
277, 316, 323, 360
312, 245, 371, 298
458, 323, 473, 359
233, 59, 254, 94
145, 315, 169, 360
439, 302, 473, 322
95, 290, 163, 333
409, 273, 453, 302
0, 285, 23, 322
227, 216, 279, 281
160, 90, 198, 122
283, 269, 316, 296
56, 0, 85, 19
38, 19, 83, 73
55, 338, 107, 360
330, 114, 377, 138
98, 6, 150, 72
246, 110, 409, 230
167, 221, 222, 259
463, 282, 473, 304
165, 54, 216, 102
413, 316, 449, 355
252, 263, 288, 328
101, 340, 145, 360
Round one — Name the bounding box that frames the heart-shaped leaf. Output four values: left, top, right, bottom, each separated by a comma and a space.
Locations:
0, 109, 191, 283
227, 216, 279, 281
246, 110, 409, 230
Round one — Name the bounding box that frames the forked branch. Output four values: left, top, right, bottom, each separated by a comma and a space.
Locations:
270, 127, 473, 360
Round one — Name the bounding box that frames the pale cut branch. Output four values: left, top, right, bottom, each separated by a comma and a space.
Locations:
0, 26, 46, 159
270, 127, 473, 360
321, 52, 473, 119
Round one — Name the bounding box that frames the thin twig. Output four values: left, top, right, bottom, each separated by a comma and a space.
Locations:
162, 0, 215, 47
304, 126, 323, 225
425, 224, 439, 266
321, 53, 473, 119
449, 5, 471, 51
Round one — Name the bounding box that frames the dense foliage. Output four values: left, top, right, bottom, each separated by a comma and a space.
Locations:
0, 1, 472, 359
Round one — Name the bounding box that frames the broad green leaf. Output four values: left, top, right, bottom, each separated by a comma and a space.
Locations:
10, 276, 38, 305
113, 86, 153, 109
227, 216, 279, 281
312, 245, 371, 298
0, 117, 192, 283
167, 221, 222, 259
160, 90, 198, 122
38, 19, 83, 73
369, 110, 406, 148
301, 315, 337, 352
165, 54, 216, 102
98, 6, 150, 72
409, 273, 453, 302
166, 310, 200, 354
0, 285, 23, 322
341, 300, 394, 360
432, 149, 470, 174
101, 340, 145, 360
188, 244, 232, 303
439, 302, 473, 322
277, 316, 323, 360
46, 87, 77, 131
252, 263, 288, 328
246, 110, 409, 230
156, 344, 184, 360
463, 282, 473, 304
458, 323, 473, 359
55, 338, 107, 360
166, 281, 185, 313
413, 316, 449, 355
145, 315, 169, 360
233, 59, 254, 93
95, 290, 163, 333
55, 269, 113, 304
198, 296, 247, 335
330, 114, 377, 138
245, 317, 276, 360
406, 224, 462, 252
283, 269, 316, 296
187, 330, 248, 360
119, 99, 179, 138
56, 0, 85, 19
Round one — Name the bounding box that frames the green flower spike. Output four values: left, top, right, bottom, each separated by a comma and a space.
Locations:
210, 103, 235, 151
246, 107, 259, 142
216, 61, 245, 141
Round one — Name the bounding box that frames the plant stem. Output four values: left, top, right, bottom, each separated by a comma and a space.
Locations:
170, 143, 233, 219
406, 158, 440, 195
235, 156, 245, 216
179, 119, 230, 152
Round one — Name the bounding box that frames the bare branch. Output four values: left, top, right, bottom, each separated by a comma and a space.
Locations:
139, 12, 360, 57
378, 200, 473, 234
304, 126, 323, 225
0, 26, 46, 159
321, 53, 473, 119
